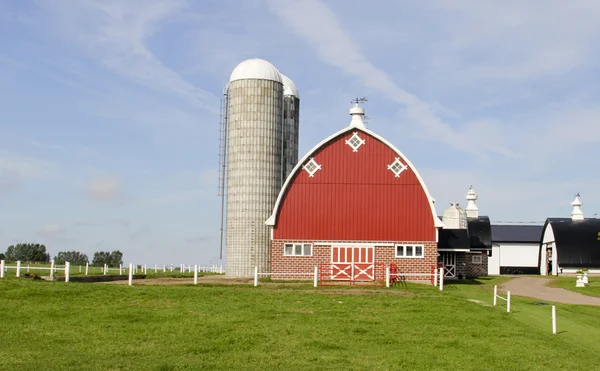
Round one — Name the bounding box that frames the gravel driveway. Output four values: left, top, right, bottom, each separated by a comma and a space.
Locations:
501, 277, 600, 306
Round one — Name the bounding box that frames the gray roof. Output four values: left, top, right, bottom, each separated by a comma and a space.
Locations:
491, 224, 543, 243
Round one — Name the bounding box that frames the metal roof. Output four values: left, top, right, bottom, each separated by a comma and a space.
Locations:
491, 224, 543, 243
438, 229, 470, 250
229, 58, 283, 83
545, 218, 600, 268
467, 216, 492, 250
281, 74, 299, 98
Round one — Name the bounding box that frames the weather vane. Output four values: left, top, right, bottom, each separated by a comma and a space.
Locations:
351, 97, 368, 105
575, 192, 581, 198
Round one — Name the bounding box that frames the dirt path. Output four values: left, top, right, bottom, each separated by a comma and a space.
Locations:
501, 277, 600, 306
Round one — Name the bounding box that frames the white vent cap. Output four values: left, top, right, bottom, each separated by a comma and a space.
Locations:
229, 58, 282, 83
281, 74, 299, 98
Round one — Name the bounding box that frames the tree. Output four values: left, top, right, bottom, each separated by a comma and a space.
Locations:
92, 250, 123, 267
54, 251, 89, 265
4, 243, 50, 262
0, 253, 5, 260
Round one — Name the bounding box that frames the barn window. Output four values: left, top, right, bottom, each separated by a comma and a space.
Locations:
387, 158, 408, 177
345, 132, 366, 152
284, 243, 313, 256
303, 158, 322, 177
472, 255, 483, 264
395, 244, 424, 258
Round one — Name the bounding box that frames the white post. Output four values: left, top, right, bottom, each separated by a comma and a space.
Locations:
119, 265, 122, 275
194, 265, 198, 285
16, 260, 21, 277
27, 264, 30, 273
507, 291, 511, 313
434, 268, 438, 286
104, 264, 107, 275
79, 265, 82, 273
65, 262, 70, 282
85, 262, 89, 276
254, 266, 259, 287
552, 306, 557, 334
385, 267, 390, 288
128, 263, 133, 286
439, 267, 444, 291
0, 260, 4, 278
154, 264, 157, 273
144, 264, 147, 274
220, 265, 223, 274
163, 265, 166, 272
50, 260, 55, 280
314, 266, 318, 287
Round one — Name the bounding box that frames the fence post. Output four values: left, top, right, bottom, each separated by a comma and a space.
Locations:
85, 262, 89, 276
163, 265, 166, 272
16, 260, 21, 277
507, 291, 511, 313
65, 262, 70, 282
254, 266, 259, 287
385, 266, 390, 288
433, 267, 438, 286
128, 263, 133, 286
219, 265, 223, 274
154, 264, 157, 273
104, 264, 107, 275
194, 265, 198, 285
0, 260, 4, 278
79, 265, 82, 273
552, 306, 557, 334
144, 264, 147, 274
314, 266, 318, 287
439, 267, 444, 291
27, 264, 30, 273
493, 285, 498, 306
50, 260, 55, 280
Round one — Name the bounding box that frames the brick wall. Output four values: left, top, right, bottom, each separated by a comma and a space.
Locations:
271, 240, 437, 281
465, 251, 488, 278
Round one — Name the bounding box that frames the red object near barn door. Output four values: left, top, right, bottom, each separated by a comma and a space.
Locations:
331, 246, 374, 281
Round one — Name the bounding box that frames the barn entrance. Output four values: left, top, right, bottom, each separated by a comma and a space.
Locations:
439, 252, 456, 278
331, 246, 375, 281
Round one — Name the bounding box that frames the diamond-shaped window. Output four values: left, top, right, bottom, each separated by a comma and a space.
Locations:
345, 132, 366, 152
387, 158, 408, 177
303, 158, 322, 177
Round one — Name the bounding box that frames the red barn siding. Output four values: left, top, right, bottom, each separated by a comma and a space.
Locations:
273, 130, 436, 241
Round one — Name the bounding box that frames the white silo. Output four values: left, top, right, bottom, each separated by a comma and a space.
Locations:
224, 58, 285, 278
281, 74, 300, 181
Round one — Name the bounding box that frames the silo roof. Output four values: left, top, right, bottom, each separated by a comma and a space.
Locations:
281, 74, 299, 98
229, 58, 282, 83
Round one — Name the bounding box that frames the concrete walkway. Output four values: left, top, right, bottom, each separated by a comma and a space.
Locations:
501, 277, 600, 306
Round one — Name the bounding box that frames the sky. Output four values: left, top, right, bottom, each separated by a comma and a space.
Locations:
1, 0, 599, 265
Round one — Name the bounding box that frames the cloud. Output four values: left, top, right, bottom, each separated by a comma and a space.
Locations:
26, 139, 66, 151
0, 152, 56, 191
266, 0, 514, 158
85, 175, 122, 201
41, 0, 219, 113
39, 224, 61, 237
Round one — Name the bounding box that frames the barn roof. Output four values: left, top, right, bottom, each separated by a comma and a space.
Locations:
491, 224, 543, 243
467, 216, 492, 250
438, 229, 470, 251
544, 218, 600, 268
265, 124, 443, 229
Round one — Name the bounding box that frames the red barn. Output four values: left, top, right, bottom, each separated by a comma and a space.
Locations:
266, 104, 443, 283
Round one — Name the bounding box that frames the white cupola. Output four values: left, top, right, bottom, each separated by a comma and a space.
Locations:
442, 202, 468, 229
571, 193, 584, 221
349, 103, 366, 129
465, 186, 479, 219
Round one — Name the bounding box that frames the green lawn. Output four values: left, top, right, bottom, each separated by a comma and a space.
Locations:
547, 275, 600, 297
1, 277, 600, 370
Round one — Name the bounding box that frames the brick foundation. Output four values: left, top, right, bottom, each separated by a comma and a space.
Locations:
271, 240, 437, 281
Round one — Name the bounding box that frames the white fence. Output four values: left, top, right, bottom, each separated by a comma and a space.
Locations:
493, 285, 511, 312
253, 266, 318, 287
387, 267, 444, 290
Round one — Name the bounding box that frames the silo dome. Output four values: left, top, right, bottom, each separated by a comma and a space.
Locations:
442, 202, 468, 229
281, 74, 299, 98
229, 58, 282, 83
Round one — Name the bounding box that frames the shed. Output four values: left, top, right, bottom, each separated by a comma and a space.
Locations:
488, 224, 543, 275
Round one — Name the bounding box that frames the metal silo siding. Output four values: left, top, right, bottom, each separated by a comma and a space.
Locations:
273, 130, 436, 242
225, 79, 284, 277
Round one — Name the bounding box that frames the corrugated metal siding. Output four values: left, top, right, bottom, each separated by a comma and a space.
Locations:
273, 130, 435, 241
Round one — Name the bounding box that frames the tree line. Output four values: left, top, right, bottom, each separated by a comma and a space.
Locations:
1, 243, 124, 267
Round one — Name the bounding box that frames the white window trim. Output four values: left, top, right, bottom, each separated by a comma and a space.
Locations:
345, 132, 366, 152
303, 158, 322, 177
472, 255, 483, 264
395, 244, 425, 259
284, 243, 313, 257
388, 158, 408, 178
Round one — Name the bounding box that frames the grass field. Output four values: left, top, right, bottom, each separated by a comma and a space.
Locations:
1, 276, 600, 370
547, 275, 600, 297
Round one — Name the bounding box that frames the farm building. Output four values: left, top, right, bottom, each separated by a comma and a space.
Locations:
488, 224, 543, 275
540, 195, 600, 275
437, 188, 492, 280
266, 104, 443, 282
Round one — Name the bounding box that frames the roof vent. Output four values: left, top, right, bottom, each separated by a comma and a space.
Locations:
571, 193, 584, 221
465, 186, 479, 219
